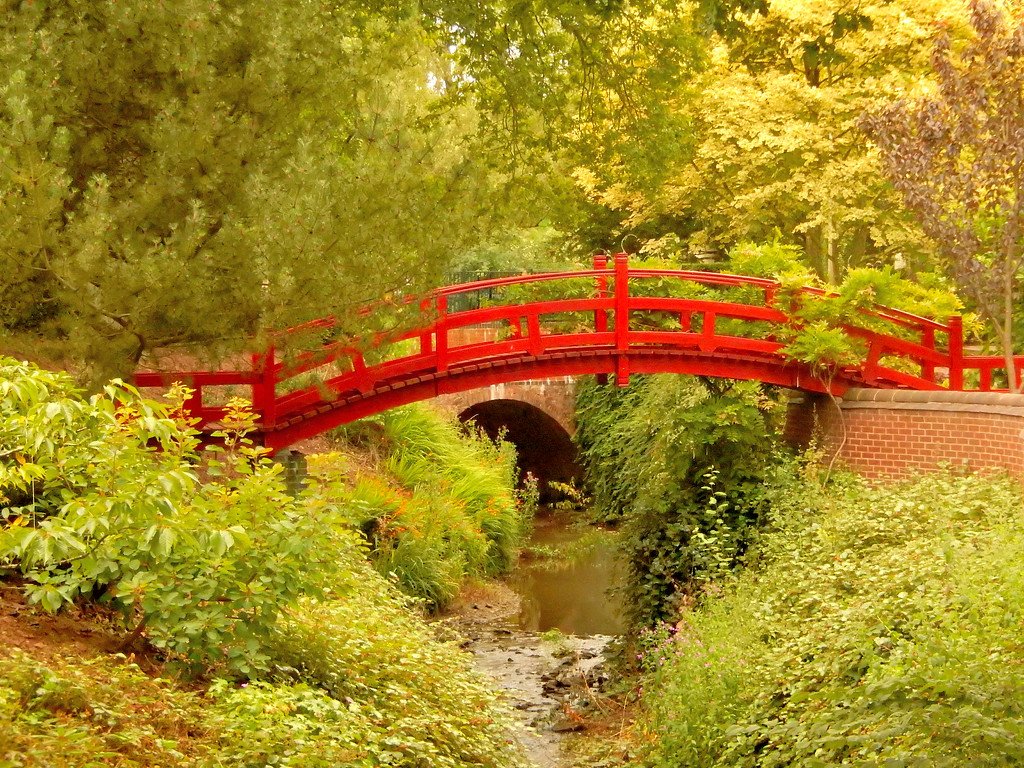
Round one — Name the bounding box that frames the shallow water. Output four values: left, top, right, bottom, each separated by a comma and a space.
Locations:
508, 512, 624, 636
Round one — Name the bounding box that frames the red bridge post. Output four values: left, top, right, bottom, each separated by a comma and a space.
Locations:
947, 316, 964, 390
921, 327, 936, 383
252, 346, 277, 431
594, 253, 609, 385
436, 294, 449, 373
419, 298, 433, 356
614, 252, 630, 386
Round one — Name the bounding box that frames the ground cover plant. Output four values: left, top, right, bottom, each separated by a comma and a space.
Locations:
0, 357, 527, 767
636, 464, 1024, 767
0, 566, 526, 768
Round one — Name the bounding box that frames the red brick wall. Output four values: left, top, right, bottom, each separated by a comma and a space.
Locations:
786, 389, 1024, 481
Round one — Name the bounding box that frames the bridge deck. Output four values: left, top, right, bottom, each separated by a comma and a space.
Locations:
134, 254, 1024, 450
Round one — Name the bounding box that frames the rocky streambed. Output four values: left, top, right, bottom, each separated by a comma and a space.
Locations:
463, 625, 613, 765
439, 515, 630, 767
439, 581, 627, 768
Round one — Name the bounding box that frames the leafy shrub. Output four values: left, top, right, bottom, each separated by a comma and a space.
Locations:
0, 571, 529, 768
0, 359, 528, 768
576, 374, 781, 629
260, 576, 525, 767
0, 358, 347, 675
638, 465, 1024, 767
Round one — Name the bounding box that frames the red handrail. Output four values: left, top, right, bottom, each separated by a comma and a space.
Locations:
133, 253, 1024, 448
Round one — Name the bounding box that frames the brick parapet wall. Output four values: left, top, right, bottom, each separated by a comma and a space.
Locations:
785, 389, 1024, 481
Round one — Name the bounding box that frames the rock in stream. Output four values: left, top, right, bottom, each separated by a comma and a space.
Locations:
456, 624, 614, 768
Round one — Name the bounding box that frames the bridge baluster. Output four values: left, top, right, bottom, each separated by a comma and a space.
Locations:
419, 298, 433, 355
862, 340, 883, 384
251, 347, 277, 429
183, 386, 203, 417
593, 254, 609, 386
593, 254, 609, 334
699, 312, 717, 352
920, 328, 936, 383
614, 252, 630, 386
436, 295, 449, 373
527, 314, 543, 355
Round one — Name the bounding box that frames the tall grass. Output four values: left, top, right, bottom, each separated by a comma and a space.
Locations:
313, 404, 529, 609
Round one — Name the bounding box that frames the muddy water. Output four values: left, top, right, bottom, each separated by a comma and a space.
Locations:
457, 512, 625, 767
509, 513, 624, 636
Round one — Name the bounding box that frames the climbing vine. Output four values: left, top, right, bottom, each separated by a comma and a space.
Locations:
576, 374, 781, 630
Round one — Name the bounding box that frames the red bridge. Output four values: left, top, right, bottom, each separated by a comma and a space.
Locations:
134, 254, 1022, 451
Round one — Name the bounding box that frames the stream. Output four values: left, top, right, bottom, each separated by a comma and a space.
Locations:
445, 511, 625, 767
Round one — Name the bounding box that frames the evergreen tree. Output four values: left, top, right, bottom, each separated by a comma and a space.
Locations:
0, 0, 704, 377
0, 3, 492, 376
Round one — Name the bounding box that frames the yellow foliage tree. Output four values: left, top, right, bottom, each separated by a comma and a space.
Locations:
574, 0, 968, 280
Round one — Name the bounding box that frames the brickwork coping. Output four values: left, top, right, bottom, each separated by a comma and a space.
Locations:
839, 388, 1024, 417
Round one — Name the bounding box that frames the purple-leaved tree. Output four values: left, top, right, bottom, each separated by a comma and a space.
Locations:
862, 0, 1024, 391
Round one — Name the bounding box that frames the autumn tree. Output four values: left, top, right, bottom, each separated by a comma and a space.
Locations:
573, 0, 965, 278
862, 0, 1024, 390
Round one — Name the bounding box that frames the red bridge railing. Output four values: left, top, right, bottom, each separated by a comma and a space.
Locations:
134, 253, 1024, 449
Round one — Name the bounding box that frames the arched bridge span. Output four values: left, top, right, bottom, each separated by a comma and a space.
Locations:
134, 254, 1023, 451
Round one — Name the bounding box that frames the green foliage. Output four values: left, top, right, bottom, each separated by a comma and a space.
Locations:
638, 464, 1024, 767
728, 240, 817, 284
259, 593, 524, 768
572, 0, 959, 276
0, 358, 528, 766
727, 241, 965, 378
314, 405, 527, 610
0, 0, 709, 377
0, 653, 211, 766
0, 357, 345, 675
863, 0, 1024, 385
0, 2, 498, 377
0, 562, 528, 767
383, 407, 526, 575
574, 375, 653, 525
575, 374, 780, 628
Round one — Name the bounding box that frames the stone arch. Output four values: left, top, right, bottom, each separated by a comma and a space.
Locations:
434, 378, 577, 436
457, 398, 582, 503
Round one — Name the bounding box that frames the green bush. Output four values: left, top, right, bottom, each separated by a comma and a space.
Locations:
575, 374, 781, 629
316, 404, 528, 609
261, 585, 524, 767
0, 653, 212, 766
0, 569, 528, 767
638, 465, 1024, 767
0, 358, 527, 768
0, 358, 343, 675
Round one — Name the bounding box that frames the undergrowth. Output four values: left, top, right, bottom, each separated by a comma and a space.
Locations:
319, 404, 530, 609
1, 558, 525, 767
0, 357, 528, 767
636, 463, 1024, 767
